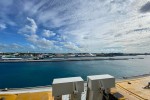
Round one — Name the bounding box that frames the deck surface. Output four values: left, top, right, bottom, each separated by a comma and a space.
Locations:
115, 76, 150, 100
0, 76, 150, 100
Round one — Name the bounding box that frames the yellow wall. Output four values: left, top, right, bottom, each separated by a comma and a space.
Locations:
0, 92, 53, 100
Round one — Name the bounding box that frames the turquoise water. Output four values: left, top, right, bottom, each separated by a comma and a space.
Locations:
0, 55, 150, 88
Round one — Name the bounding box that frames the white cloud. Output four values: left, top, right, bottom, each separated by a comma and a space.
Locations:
63, 42, 82, 52
26, 17, 37, 33
38, 38, 54, 48
25, 33, 54, 49
18, 17, 57, 51
26, 0, 140, 52
2, 0, 150, 52
0, 23, 6, 30
29, 44, 36, 49
18, 17, 37, 34
42, 29, 56, 38
25, 34, 38, 43
48, 0, 150, 53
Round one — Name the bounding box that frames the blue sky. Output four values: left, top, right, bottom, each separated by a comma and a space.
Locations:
0, 0, 150, 53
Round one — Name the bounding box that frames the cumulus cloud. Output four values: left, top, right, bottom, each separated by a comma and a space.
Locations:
46, 0, 135, 52
2, 0, 150, 52
63, 42, 81, 51
26, 17, 37, 33
29, 44, 36, 49
0, 23, 6, 30
18, 17, 37, 34
19, 17, 56, 51
42, 29, 56, 38
24, 32, 54, 50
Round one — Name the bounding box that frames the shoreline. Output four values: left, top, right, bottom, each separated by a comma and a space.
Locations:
0, 57, 144, 63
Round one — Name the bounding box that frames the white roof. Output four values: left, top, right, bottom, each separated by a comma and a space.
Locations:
53, 77, 83, 84
87, 74, 114, 80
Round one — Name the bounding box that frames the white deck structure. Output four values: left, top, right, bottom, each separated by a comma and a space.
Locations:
52, 77, 84, 100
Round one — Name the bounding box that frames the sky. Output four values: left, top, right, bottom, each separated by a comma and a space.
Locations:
0, 0, 150, 53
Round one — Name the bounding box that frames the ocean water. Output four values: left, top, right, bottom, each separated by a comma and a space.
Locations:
0, 55, 150, 88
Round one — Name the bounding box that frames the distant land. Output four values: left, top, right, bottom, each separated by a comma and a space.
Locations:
0, 52, 147, 63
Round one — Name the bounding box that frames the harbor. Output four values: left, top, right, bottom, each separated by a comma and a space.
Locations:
1, 55, 150, 89
1, 0, 150, 99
